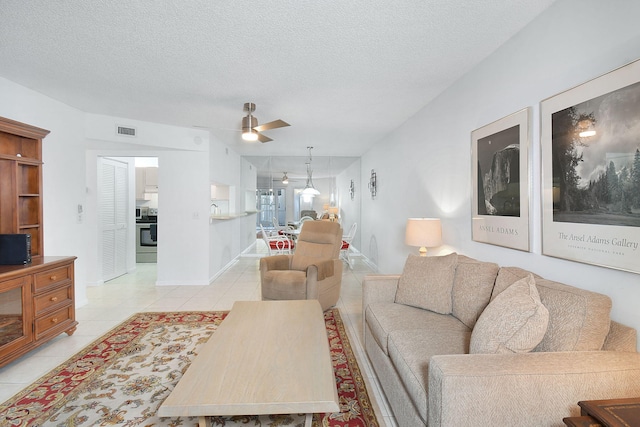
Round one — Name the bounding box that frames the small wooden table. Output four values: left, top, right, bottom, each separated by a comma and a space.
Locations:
158, 300, 339, 427
564, 397, 640, 427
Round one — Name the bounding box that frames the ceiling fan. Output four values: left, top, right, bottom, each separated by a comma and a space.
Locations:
241, 102, 290, 143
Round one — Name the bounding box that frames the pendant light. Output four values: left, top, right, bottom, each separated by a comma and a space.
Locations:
301, 146, 320, 196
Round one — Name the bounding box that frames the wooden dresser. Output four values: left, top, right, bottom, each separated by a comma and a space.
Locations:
0, 256, 77, 367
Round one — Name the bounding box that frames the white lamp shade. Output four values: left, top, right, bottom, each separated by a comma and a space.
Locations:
405, 218, 442, 248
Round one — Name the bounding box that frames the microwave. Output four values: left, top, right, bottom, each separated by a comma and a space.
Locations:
136, 206, 149, 219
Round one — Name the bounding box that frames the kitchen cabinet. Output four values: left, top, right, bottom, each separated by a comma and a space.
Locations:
0, 256, 77, 367
136, 167, 159, 199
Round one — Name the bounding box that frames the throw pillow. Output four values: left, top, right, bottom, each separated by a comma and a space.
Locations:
451, 260, 499, 329
394, 253, 458, 314
470, 273, 549, 354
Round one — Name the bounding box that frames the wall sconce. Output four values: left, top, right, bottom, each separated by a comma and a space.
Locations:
405, 218, 442, 256
349, 179, 355, 200
368, 169, 377, 199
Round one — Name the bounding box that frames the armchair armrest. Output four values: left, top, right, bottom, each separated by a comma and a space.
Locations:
428, 351, 640, 427
259, 255, 292, 273
305, 258, 337, 281
305, 259, 343, 311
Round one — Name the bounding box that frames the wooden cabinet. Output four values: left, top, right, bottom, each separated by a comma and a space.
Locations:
0, 116, 48, 258
0, 257, 77, 367
0, 116, 77, 367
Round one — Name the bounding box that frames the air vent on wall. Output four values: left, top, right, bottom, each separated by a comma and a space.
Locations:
116, 125, 137, 137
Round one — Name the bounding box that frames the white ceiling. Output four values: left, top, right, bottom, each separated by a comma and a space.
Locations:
0, 0, 558, 177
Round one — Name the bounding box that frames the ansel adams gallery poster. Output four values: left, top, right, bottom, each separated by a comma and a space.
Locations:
542, 60, 640, 274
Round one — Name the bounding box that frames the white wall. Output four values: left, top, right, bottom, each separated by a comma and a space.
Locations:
0, 79, 254, 299
336, 159, 361, 250
208, 138, 257, 280
360, 0, 640, 343
84, 114, 212, 286
0, 76, 89, 305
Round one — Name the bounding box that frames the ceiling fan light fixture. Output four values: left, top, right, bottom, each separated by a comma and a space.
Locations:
241, 114, 259, 141
282, 172, 289, 185
242, 128, 259, 141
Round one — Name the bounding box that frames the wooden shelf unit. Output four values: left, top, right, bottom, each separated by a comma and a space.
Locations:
0, 116, 48, 259
0, 116, 77, 368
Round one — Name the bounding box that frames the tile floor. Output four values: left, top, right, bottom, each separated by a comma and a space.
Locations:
0, 241, 398, 426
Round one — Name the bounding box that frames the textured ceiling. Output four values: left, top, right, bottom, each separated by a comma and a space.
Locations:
0, 0, 558, 176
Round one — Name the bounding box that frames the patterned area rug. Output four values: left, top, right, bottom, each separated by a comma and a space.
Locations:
0, 309, 379, 427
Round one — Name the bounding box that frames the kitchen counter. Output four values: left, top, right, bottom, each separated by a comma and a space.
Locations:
210, 211, 257, 221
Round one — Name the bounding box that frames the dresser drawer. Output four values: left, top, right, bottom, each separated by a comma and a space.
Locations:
33, 265, 72, 292
35, 305, 73, 339
34, 285, 73, 316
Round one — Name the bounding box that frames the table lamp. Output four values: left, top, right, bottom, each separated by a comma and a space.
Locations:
329, 206, 339, 222
405, 218, 442, 256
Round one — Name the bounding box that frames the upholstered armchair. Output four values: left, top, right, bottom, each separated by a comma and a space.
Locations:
260, 221, 343, 311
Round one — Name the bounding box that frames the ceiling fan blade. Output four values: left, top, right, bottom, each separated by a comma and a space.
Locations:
257, 132, 273, 143
253, 119, 290, 132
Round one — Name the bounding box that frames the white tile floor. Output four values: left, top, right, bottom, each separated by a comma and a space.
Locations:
0, 241, 398, 426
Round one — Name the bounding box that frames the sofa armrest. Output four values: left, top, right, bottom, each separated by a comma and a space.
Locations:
428, 351, 640, 427
362, 275, 400, 333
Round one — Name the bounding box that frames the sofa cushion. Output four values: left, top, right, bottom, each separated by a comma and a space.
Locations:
492, 267, 612, 351
395, 253, 458, 314
533, 278, 612, 352
492, 266, 542, 300
470, 274, 549, 354
452, 258, 499, 328
387, 327, 471, 422
365, 302, 469, 355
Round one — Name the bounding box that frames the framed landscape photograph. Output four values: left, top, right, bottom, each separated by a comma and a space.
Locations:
541, 59, 640, 274
471, 108, 531, 251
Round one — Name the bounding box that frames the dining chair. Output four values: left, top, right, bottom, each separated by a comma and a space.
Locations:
259, 224, 295, 255
272, 217, 294, 235
340, 222, 357, 269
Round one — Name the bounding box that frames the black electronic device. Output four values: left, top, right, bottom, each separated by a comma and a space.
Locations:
0, 234, 32, 265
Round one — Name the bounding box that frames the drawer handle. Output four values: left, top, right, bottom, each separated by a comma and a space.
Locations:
50, 296, 58, 302
51, 317, 59, 324
50, 275, 58, 281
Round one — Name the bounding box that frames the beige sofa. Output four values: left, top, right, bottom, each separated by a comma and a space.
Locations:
362, 253, 640, 427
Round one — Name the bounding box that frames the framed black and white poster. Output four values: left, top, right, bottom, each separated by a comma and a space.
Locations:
541, 59, 640, 274
472, 108, 530, 251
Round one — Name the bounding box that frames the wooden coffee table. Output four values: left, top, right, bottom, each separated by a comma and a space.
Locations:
158, 300, 339, 427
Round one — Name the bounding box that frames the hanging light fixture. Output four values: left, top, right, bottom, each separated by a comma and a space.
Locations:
241, 104, 259, 141
281, 172, 289, 185
301, 146, 321, 196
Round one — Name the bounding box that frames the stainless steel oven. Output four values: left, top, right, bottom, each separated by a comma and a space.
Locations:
136, 223, 157, 263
